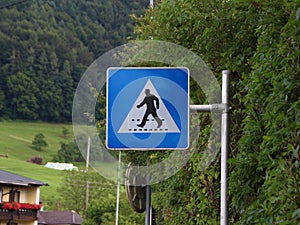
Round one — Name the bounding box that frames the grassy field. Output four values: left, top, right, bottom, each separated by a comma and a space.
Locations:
0, 120, 73, 162
0, 120, 74, 205
0, 120, 121, 210
0, 157, 64, 199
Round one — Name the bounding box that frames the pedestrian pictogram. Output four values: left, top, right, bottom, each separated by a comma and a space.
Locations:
137, 88, 162, 128
106, 67, 189, 150
118, 79, 180, 133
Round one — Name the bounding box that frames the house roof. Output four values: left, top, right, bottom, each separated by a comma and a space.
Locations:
38, 211, 83, 225
0, 170, 48, 187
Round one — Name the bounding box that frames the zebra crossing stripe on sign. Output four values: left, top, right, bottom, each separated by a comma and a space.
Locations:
118, 79, 180, 133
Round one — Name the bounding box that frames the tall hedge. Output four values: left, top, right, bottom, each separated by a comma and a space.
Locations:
133, 0, 300, 224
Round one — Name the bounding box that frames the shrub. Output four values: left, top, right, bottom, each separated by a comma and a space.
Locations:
32, 133, 48, 151
27, 156, 43, 165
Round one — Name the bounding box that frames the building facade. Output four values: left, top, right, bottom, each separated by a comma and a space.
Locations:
0, 170, 47, 225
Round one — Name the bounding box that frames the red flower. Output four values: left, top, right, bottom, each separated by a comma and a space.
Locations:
2, 202, 20, 210
1, 202, 42, 211
2, 202, 13, 210
20, 203, 42, 210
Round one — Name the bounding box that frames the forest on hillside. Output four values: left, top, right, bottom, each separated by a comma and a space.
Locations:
0, 0, 148, 122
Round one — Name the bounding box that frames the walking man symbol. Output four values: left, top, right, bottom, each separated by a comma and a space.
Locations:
136, 89, 163, 128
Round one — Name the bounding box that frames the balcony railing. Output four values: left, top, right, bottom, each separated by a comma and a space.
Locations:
0, 208, 38, 221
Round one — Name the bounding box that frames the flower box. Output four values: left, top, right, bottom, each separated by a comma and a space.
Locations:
0, 202, 42, 211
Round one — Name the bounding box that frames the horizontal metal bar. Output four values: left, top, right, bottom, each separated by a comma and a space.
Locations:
189, 104, 226, 113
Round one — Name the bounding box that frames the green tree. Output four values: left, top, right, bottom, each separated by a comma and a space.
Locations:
55, 141, 83, 163
32, 133, 48, 151
8, 49, 22, 74
62, 127, 70, 139
6, 72, 39, 119
0, 89, 5, 117
57, 170, 115, 216
55, 60, 74, 121
83, 195, 115, 225
36, 79, 63, 121
83, 192, 144, 225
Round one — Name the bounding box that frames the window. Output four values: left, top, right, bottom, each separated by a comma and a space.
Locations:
9, 190, 20, 202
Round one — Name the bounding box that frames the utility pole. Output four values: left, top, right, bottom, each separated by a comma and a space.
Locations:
85, 181, 90, 210
150, 0, 153, 8
86, 136, 90, 171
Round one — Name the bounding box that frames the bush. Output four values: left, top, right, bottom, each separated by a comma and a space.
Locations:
27, 156, 43, 165
55, 141, 84, 163
32, 133, 48, 151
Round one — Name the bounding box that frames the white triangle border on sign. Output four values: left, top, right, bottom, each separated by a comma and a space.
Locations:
118, 79, 180, 133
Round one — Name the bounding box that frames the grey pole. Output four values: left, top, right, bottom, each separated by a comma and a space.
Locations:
189, 70, 230, 225
220, 70, 230, 225
190, 104, 226, 112
85, 137, 91, 210
150, 0, 153, 8
85, 181, 90, 210
115, 151, 121, 225
145, 175, 151, 225
86, 136, 90, 171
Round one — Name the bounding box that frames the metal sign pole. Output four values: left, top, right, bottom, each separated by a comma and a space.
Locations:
115, 151, 121, 225
220, 70, 229, 225
190, 70, 230, 225
145, 175, 151, 225
122, 70, 230, 224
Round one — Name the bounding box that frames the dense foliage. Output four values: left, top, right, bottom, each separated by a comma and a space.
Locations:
53, 141, 84, 163
0, 0, 148, 121
132, 0, 300, 224
56, 170, 144, 225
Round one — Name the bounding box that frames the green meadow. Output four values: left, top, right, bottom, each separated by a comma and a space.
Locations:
0, 120, 74, 162
0, 121, 74, 202
0, 157, 64, 200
